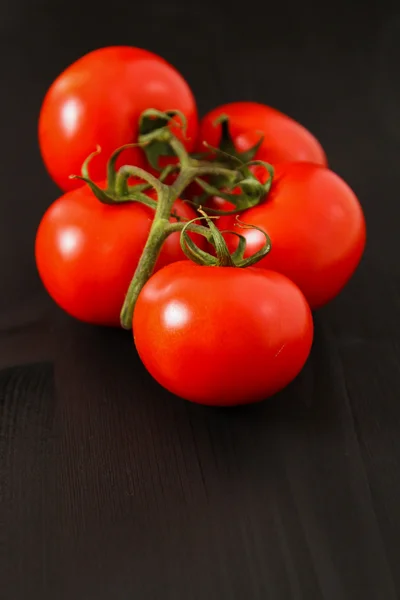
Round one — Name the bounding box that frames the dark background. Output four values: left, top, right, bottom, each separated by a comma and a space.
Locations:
1, 0, 400, 598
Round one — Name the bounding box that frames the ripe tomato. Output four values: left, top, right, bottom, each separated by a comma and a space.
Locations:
35, 182, 204, 327
216, 162, 366, 309
133, 263, 313, 406
39, 46, 198, 192
198, 101, 327, 167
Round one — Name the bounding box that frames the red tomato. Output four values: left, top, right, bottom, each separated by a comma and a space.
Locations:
133, 263, 313, 406
35, 182, 204, 327
39, 46, 198, 192
217, 162, 366, 309
198, 101, 327, 167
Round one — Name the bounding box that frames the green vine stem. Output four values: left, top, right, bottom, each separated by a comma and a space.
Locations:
119, 157, 267, 329
119, 119, 274, 329
70, 110, 275, 330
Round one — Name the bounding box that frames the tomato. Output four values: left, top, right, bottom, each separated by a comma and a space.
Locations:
39, 46, 198, 192
198, 101, 327, 167
133, 263, 313, 406
35, 182, 204, 326
216, 162, 366, 309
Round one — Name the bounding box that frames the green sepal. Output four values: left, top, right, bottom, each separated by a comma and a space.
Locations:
69, 175, 116, 204
180, 216, 220, 266
214, 114, 264, 164
138, 109, 187, 171
189, 115, 267, 203
81, 145, 102, 180
229, 231, 247, 262
179, 210, 271, 268
194, 175, 265, 211
229, 219, 272, 267
106, 143, 142, 194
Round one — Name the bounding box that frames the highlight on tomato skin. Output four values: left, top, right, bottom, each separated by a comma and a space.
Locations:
197, 101, 327, 168
34, 181, 205, 327
213, 161, 366, 309
38, 46, 198, 192
133, 262, 314, 407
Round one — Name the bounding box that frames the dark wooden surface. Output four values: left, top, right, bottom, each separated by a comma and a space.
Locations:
1, 1, 400, 598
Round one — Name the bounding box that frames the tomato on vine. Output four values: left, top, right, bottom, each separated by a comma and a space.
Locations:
215, 161, 366, 309
39, 46, 198, 192
35, 180, 204, 327
36, 121, 268, 329
197, 101, 327, 167
133, 214, 313, 406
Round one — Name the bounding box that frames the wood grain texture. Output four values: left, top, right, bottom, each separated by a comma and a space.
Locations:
1, 0, 400, 598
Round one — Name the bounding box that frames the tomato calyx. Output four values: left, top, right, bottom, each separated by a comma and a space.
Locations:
188, 114, 267, 206
138, 109, 274, 211
194, 157, 274, 213
179, 209, 271, 268
214, 114, 265, 164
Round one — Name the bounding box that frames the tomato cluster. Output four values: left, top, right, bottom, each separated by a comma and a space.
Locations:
36, 46, 366, 407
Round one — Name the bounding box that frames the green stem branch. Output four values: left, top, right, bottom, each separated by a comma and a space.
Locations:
120, 218, 170, 329
119, 163, 236, 329
170, 164, 241, 202
115, 165, 165, 199
119, 117, 271, 329
119, 160, 239, 329
165, 221, 214, 240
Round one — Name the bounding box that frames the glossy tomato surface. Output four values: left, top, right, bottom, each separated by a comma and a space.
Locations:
217, 162, 366, 309
39, 46, 198, 191
133, 263, 313, 406
198, 101, 327, 167
35, 182, 204, 326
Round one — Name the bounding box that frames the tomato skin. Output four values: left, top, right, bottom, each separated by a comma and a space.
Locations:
198, 101, 327, 167
39, 46, 198, 192
35, 183, 204, 327
133, 263, 313, 406
217, 162, 366, 309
